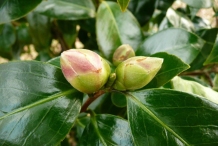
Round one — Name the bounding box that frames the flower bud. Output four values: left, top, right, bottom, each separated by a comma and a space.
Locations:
60, 49, 111, 94
113, 44, 135, 66
113, 56, 163, 91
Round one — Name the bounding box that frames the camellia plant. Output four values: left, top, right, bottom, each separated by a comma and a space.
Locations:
0, 0, 218, 145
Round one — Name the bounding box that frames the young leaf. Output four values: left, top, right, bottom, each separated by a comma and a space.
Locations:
181, 0, 213, 8
79, 114, 133, 145
35, 0, 95, 20
117, 0, 130, 12
136, 28, 205, 64
204, 34, 218, 65
0, 61, 82, 145
96, 1, 143, 60
0, 0, 42, 24
126, 89, 218, 145
144, 52, 190, 88
171, 76, 218, 104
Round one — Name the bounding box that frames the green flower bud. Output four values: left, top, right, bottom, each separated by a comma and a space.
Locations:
113, 44, 135, 66
60, 49, 111, 94
113, 56, 163, 91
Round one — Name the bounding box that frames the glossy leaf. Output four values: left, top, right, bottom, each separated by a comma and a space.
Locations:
144, 52, 190, 88
204, 33, 218, 65
27, 12, 52, 51
97, 1, 143, 60
0, 61, 82, 145
47, 56, 61, 68
166, 8, 194, 31
117, 0, 130, 12
136, 28, 205, 64
0, 23, 16, 51
128, 0, 156, 26
171, 76, 218, 104
35, 0, 95, 20
80, 114, 133, 145
127, 89, 218, 145
190, 28, 218, 70
181, 0, 213, 8
0, 0, 42, 24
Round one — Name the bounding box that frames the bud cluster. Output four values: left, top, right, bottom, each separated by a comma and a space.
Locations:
60, 45, 163, 93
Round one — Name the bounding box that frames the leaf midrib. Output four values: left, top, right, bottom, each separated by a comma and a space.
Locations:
127, 93, 191, 146
0, 89, 75, 120
102, 1, 122, 44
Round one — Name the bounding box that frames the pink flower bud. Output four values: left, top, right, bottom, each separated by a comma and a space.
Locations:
113, 56, 163, 91
60, 49, 111, 93
113, 44, 135, 66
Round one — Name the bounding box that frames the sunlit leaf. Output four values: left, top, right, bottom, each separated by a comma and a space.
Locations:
0, 61, 82, 145
127, 89, 218, 145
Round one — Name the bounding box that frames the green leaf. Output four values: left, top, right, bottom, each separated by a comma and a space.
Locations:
214, 74, 218, 91
0, 23, 16, 52
144, 52, 190, 88
47, 56, 61, 68
57, 20, 77, 48
166, 8, 194, 31
111, 92, 127, 107
192, 16, 211, 31
128, 0, 156, 26
80, 114, 133, 145
0, 61, 82, 145
0, 0, 42, 24
117, 0, 130, 12
155, 0, 174, 11
96, 1, 143, 60
136, 28, 205, 64
16, 24, 32, 45
75, 115, 90, 139
204, 33, 218, 65
27, 12, 52, 51
190, 28, 218, 70
126, 89, 218, 145
171, 76, 218, 104
35, 0, 95, 20
181, 0, 213, 8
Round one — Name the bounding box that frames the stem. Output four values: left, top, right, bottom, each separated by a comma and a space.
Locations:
80, 90, 106, 113
181, 71, 213, 87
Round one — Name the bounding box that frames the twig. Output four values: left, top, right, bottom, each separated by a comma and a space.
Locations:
181, 71, 213, 87
80, 90, 106, 113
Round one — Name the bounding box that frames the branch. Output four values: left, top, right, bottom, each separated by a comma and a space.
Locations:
80, 90, 106, 113
181, 71, 213, 87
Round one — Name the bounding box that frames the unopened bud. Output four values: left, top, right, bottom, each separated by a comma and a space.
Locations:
60, 49, 111, 93
113, 56, 163, 91
113, 44, 135, 66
